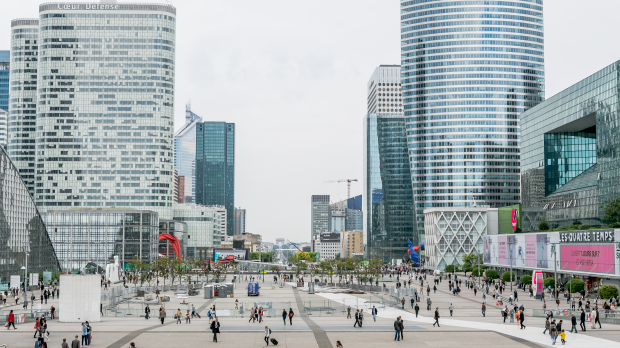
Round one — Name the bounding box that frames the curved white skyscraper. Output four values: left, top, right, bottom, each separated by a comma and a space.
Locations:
401, 0, 545, 231
35, 3, 176, 218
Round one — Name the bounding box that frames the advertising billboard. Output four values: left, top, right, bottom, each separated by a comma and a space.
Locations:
560, 245, 615, 274
536, 233, 548, 269
507, 235, 516, 266
483, 236, 491, 263
498, 204, 521, 234
498, 236, 506, 265
213, 248, 248, 261
525, 235, 537, 267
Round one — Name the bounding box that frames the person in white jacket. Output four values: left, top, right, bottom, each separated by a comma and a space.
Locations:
264, 325, 270, 346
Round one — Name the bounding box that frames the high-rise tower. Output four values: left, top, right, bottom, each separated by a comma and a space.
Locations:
400, 0, 545, 232
34, 2, 176, 218
8, 19, 39, 194
174, 103, 202, 203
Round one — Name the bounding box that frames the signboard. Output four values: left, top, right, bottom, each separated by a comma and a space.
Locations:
507, 235, 516, 266
43, 272, 52, 284
10, 275, 20, 289
499, 204, 521, 234
560, 245, 615, 274
498, 236, 506, 264
536, 234, 548, 268
30, 273, 39, 286
213, 248, 248, 261
392, 259, 402, 265
559, 231, 614, 243
525, 235, 537, 267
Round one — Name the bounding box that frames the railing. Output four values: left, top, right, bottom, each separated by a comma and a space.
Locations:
532, 308, 620, 325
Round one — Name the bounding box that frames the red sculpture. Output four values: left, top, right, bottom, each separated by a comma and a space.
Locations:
159, 233, 181, 258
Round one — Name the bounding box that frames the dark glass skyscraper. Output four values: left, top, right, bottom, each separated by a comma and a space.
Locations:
0, 50, 8, 112
364, 113, 416, 262
195, 122, 235, 236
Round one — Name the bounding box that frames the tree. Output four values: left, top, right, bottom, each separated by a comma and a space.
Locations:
462, 253, 482, 272
520, 275, 532, 285
565, 279, 585, 294
501, 271, 516, 282
543, 277, 555, 289
603, 197, 620, 224
539, 216, 549, 231
485, 269, 498, 279
599, 285, 619, 299
445, 265, 461, 273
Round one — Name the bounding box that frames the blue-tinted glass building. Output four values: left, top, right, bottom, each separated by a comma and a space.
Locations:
195, 122, 235, 236
400, 0, 545, 232
521, 60, 620, 230
0, 50, 8, 112
364, 113, 416, 262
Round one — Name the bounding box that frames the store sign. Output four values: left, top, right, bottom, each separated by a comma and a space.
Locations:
559, 231, 614, 243
57, 4, 120, 10
560, 245, 615, 274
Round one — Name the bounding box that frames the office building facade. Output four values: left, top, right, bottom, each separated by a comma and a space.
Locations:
367, 65, 403, 114
0, 110, 7, 148
172, 203, 221, 259
32, 3, 176, 219
43, 209, 159, 272
0, 50, 8, 112
331, 209, 346, 232
158, 219, 187, 258
173, 103, 201, 203
195, 122, 235, 236
521, 60, 620, 229
234, 207, 246, 235
0, 146, 60, 280
311, 195, 331, 240
364, 113, 416, 261
400, 1, 545, 232
8, 19, 39, 195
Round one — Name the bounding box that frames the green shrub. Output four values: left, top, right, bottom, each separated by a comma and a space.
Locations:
501, 271, 516, 282
485, 269, 498, 279
600, 285, 619, 299
520, 275, 532, 285
565, 279, 585, 293
471, 266, 487, 277
445, 265, 462, 273
544, 277, 555, 289
578, 224, 590, 230
539, 217, 549, 231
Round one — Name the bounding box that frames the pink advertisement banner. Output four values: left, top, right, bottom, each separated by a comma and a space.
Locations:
526, 235, 536, 267
560, 245, 615, 274
498, 237, 506, 265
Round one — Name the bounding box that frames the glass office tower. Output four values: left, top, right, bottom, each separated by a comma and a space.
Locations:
0, 50, 8, 112
34, 3, 176, 219
400, 1, 545, 231
363, 113, 416, 262
8, 19, 39, 195
195, 122, 235, 236
174, 103, 202, 203
0, 146, 60, 281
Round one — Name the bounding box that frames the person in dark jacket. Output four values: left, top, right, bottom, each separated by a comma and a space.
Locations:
414, 303, 420, 317
579, 309, 586, 331
594, 307, 602, 328
210, 318, 220, 342
145, 304, 150, 320
393, 317, 403, 341
288, 308, 294, 325
71, 336, 80, 348
570, 313, 578, 333
282, 309, 287, 325
519, 310, 525, 329
433, 307, 440, 327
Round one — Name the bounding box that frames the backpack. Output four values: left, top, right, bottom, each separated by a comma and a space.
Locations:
268, 328, 272, 334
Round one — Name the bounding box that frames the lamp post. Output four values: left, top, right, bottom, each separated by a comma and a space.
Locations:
477, 253, 481, 287
551, 242, 559, 299
508, 238, 515, 291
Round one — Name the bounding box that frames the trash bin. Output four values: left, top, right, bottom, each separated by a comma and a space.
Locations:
204, 285, 214, 299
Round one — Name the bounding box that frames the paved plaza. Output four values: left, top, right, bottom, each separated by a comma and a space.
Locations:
2, 275, 620, 347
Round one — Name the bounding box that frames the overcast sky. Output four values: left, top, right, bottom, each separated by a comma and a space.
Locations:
3, 0, 620, 243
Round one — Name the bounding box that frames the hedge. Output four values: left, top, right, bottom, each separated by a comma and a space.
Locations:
520, 275, 532, 285
485, 269, 498, 279
501, 271, 516, 282
565, 279, 585, 294
543, 277, 555, 289
445, 265, 462, 273
600, 285, 619, 299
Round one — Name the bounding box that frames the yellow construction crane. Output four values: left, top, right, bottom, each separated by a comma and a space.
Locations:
324, 179, 358, 199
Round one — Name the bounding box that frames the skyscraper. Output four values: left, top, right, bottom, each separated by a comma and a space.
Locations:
0, 50, 9, 112
234, 207, 246, 235
363, 113, 416, 262
195, 122, 235, 236
32, 3, 176, 218
367, 65, 403, 114
174, 103, 202, 203
311, 195, 331, 240
400, 1, 545, 231
8, 19, 38, 195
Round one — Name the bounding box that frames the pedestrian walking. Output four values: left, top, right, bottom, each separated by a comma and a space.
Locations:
414, 303, 419, 317
394, 317, 403, 341
481, 303, 486, 317
6, 309, 16, 330
145, 304, 150, 320
81, 323, 88, 346
410, 297, 414, 309
347, 306, 351, 319
264, 325, 270, 346
353, 310, 360, 327
570, 313, 577, 333
399, 316, 404, 339
71, 336, 80, 348
543, 318, 550, 334
191, 304, 196, 318
401, 297, 405, 309
449, 303, 453, 316
433, 307, 440, 327
159, 306, 166, 325
550, 324, 558, 345
594, 308, 602, 328
210, 318, 220, 342
185, 310, 191, 324
288, 308, 294, 325
579, 309, 586, 331
519, 310, 526, 329
427, 298, 432, 311
248, 307, 255, 323
282, 309, 287, 325
372, 306, 377, 322
176, 309, 182, 324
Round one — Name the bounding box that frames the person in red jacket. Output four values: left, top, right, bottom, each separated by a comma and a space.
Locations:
6, 310, 16, 329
